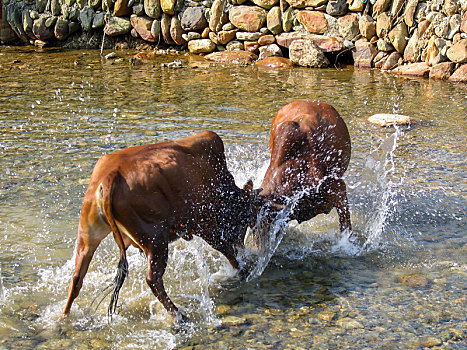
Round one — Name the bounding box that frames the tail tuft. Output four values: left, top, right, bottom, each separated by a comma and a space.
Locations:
108, 257, 129, 316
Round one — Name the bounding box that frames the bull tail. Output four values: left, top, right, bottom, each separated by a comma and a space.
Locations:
97, 171, 129, 317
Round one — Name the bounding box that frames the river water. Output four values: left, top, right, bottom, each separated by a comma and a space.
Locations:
0, 47, 465, 349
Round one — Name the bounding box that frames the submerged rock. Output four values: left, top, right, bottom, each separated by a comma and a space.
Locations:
401, 274, 429, 287
256, 56, 294, 67
392, 62, 431, 77
368, 113, 413, 127
205, 50, 257, 64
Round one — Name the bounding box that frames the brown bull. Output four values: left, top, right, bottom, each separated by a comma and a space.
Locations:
63, 131, 261, 319
260, 101, 352, 232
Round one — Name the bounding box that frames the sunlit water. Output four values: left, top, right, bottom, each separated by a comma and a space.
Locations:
0, 47, 466, 349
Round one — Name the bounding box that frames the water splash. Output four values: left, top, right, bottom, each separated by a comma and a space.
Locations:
235, 129, 403, 275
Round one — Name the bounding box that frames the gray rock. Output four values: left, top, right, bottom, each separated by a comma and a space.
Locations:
6, 4, 28, 42
226, 40, 243, 50
36, 0, 48, 13
326, 0, 348, 16
22, 10, 34, 39
133, 3, 144, 16
79, 6, 94, 31
145, 0, 162, 19
377, 37, 393, 51
181, 7, 208, 31
151, 19, 161, 42
54, 17, 69, 40
104, 16, 131, 36
51, 0, 62, 16
92, 11, 105, 28
258, 43, 283, 59
33, 15, 55, 40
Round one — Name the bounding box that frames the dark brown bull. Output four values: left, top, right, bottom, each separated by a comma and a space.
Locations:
260, 101, 352, 232
63, 131, 261, 319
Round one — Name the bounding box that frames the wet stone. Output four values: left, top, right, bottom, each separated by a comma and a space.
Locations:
368, 113, 413, 127
417, 336, 442, 347
318, 311, 337, 322
222, 315, 249, 326
401, 274, 429, 287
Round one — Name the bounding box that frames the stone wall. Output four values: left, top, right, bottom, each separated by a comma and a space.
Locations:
1, 0, 467, 80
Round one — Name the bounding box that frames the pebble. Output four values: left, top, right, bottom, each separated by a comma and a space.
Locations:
222, 315, 248, 326
104, 52, 117, 59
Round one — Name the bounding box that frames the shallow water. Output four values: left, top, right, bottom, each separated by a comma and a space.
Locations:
0, 47, 466, 349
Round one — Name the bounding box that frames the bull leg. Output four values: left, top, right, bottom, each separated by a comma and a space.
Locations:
146, 242, 180, 318
210, 240, 248, 279
63, 220, 110, 314
335, 179, 352, 233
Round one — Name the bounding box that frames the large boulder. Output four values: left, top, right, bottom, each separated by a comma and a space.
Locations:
352, 39, 378, 68
297, 11, 328, 34
6, 4, 27, 42
404, 29, 421, 62
338, 13, 359, 40
209, 0, 228, 32
448, 64, 467, 82
1, 5, 18, 43
170, 15, 186, 45
181, 7, 208, 31
158, 13, 172, 44
131, 15, 158, 42
326, 0, 348, 16
104, 16, 131, 36
359, 15, 376, 40
32, 16, 55, 40
229, 6, 267, 32
429, 62, 455, 80
267, 6, 281, 35
54, 17, 70, 40
289, 38, 330, 67
461, 11, 467, 33
144, 0, 161, 19
376, 12, 391, 38
188, 38, 216, 53
446, 39, 467, 63
161, 0, 176, 15
78, 6, 94, 31
276, 32, 343, 52
392, 62, 431, 77
113, 0, 131, 16
372, 0, 391, 17
258, 43, 283, 58
388, 21, 408, 54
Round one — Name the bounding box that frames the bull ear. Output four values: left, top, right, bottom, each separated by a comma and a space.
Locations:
243, 179, 254, 192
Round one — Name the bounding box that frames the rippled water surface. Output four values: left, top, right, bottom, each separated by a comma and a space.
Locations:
0, 47, 466, 349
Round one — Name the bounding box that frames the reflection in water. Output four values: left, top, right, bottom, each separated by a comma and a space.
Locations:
0, 47, 466, 349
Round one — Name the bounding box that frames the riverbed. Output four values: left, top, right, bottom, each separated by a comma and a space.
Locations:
0, 47, 466, 349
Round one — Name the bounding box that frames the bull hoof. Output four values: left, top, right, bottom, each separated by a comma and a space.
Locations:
172, 311, 191, 333
238, 267, 249, 281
